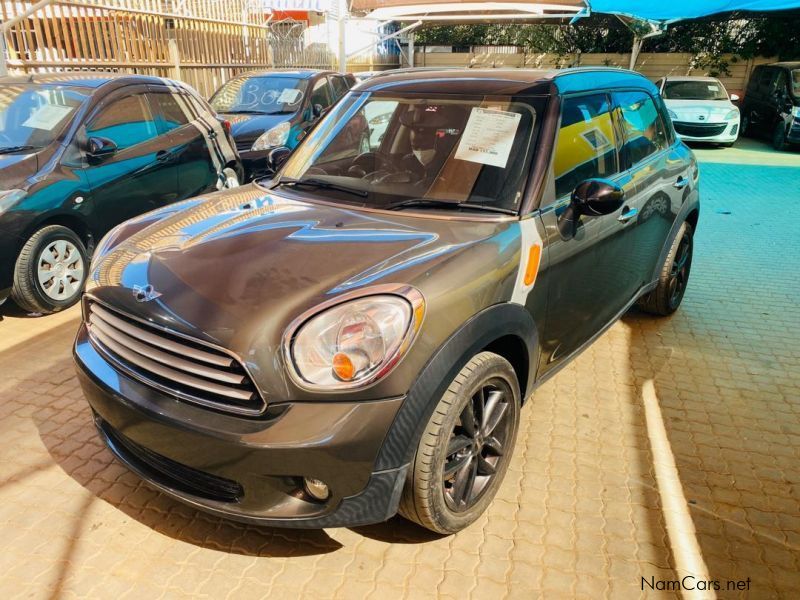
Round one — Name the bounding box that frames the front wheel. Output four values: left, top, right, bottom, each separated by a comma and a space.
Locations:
11, 225, 88, 314
773, 121, 788, 151
399, 352, 521, 534
637, 221, 693, 316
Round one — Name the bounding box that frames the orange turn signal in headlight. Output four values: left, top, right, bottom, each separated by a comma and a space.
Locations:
523, 245, 542, 286
332, 352, 356, 381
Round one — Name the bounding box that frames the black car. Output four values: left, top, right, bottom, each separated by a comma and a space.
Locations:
0, 73, 242, 314
75, 68, 699, 533
209, 70, 355, 180
741, 62, 800, 150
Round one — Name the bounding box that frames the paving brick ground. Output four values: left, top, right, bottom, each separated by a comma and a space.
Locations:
0, 139, 798, 599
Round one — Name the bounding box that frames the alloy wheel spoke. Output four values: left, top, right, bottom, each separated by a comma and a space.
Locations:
447, 434, 472, 457
67, 264, 84, 280
460, 401, 477, 437
451, 456, 475, 506
481, 390, 501, 433
38, 268, 55, 287
483, 396, 507, 437
443, 453, 471, 478
484, 435, 504, 456
53, 240, 68, 260
476, 453, 496, 476
42, 246, 59, 265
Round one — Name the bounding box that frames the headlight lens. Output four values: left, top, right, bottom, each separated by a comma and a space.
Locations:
724, 109, 740, 121
667, 109, 678, 120
792, 106, 800, 118
251, 122, 291, 151
285, 289, 425, 390
0, 189, 26, 214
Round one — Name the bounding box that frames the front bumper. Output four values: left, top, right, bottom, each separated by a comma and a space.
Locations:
238, 149, 272, 181
73, 325, 408, 528
673, 120, 739, 143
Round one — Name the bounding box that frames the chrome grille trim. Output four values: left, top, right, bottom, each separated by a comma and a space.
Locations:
84, 297, 265, 415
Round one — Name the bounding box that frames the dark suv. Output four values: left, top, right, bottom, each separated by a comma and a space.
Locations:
741, 62, 800, 150
74, 68, 699, 534
0, 73, 242, 314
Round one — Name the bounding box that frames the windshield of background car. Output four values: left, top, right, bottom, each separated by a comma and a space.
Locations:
0, 84, 89, 152
792, 70, 800, 97
210, 76, 308, 114
277, 93, 542, 213
663, 80, 729, 101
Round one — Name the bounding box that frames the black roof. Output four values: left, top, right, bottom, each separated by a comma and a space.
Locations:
771, 62, 800, 69
354, 67, 657, 96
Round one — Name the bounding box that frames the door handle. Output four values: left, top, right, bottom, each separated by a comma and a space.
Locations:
618, 207, 638, 223
208, 131, 218, 140
673, 176, 689, 190
156, 150, 172, 163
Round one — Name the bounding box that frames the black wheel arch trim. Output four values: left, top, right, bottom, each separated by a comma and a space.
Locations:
374, 302, 538, 472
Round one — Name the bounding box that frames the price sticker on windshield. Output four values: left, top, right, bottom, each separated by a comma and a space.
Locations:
22, 104, 73, 130
278, 88, 303, 104
455, 107, 521, 168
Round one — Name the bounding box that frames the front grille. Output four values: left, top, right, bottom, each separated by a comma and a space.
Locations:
85, 299, 265, 415
236, 138, 254, 153
99, 418, 244, 503
673, 122, 728, 137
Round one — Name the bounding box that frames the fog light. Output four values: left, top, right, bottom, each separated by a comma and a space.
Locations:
303, 477, 330, 501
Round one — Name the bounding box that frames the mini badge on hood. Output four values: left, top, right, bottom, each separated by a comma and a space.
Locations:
133, 284, 161, 302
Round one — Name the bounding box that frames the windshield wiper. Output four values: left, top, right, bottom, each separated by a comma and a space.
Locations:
222, 109, 270, 115
277, 177, 368, 198
387, 198, 516, 215
0, 145, 38, 154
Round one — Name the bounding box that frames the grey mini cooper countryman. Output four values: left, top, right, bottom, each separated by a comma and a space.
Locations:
74, 68, 699, 534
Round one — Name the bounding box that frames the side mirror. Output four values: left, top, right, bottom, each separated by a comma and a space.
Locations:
571, 179, 625, 216
86, 136, 117, 160
266, 146, 292, 174
730, 93, 740, 102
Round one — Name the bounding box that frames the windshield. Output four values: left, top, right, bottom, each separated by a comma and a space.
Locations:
210, 76, 308, 115
276, 93, 542, 213
0, 84, 88, 151
792, 69, 800, 97
663, 80, 729, 101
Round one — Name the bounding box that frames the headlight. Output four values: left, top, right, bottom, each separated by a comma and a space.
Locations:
667, 109, 678, 120
283, 287, 425, 390
724, 109, 740, 121
251, 122, 291, 151
0, 189, 26, 214
792, 106, 800, 118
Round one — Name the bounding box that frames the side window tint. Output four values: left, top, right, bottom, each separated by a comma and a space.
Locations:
772, 71, 788, 99
330, 76, 349, 99
759, 68, 774, 90
152, 92, 191, 132
615, 91, 668, 167
86, 94, 157, 150
553, 94, 618, 198
310, 78, 333, 109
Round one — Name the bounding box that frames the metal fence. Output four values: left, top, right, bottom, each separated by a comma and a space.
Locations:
1, 0, 395, 96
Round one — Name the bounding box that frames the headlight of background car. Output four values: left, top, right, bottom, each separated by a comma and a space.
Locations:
667, 109, 678, 120
0, 189, 26, 214
251, 121, 291, 151
792, 106, 800, 118
284, 290, 425, 390
724, 109, 740, 121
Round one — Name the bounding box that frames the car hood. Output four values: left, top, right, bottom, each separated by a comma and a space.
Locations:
665, 99, 737, 123
87, 184, 513, 354
221, 113, 295, 143
0, 151, 38, 189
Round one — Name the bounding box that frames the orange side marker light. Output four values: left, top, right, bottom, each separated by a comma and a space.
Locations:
523, 245, 542, 287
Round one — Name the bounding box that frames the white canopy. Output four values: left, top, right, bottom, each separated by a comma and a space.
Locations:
349, 0, 584, 22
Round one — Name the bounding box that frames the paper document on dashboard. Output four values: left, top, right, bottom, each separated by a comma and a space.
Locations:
455, 108, 521, 168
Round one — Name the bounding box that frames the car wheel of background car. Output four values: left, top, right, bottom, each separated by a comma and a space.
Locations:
11, 225, 88, 314
772, 121, 788, 151
740, 111, 752, 136
399, 351, 521, 534
637, 221, 694, 316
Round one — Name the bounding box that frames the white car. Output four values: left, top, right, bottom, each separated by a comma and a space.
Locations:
657, 76, 741, 146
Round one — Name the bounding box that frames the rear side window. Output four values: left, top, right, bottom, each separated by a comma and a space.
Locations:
330, 76, 349, 99
86, 94, 158, 150
151, 92, 191, 132
759, 68, 774, 90
553, 94, 619, 198
614, 91, 669, 167
310, 78, 333, 109
747, 67, 763, 93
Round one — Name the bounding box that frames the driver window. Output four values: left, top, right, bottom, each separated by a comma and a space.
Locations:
310, 79, 333, 110
86, 95, 157, 151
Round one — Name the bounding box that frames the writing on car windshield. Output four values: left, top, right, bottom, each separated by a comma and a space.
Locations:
211, 77, 307, 114
663, 80, 729, 101
276, 95, 540, 213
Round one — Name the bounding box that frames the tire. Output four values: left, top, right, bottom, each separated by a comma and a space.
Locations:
399, 352, 521, 534
772, 121, 788, 151
637, 221, 693, 316
11, 225, 88, 314
740, 110, 754, 137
